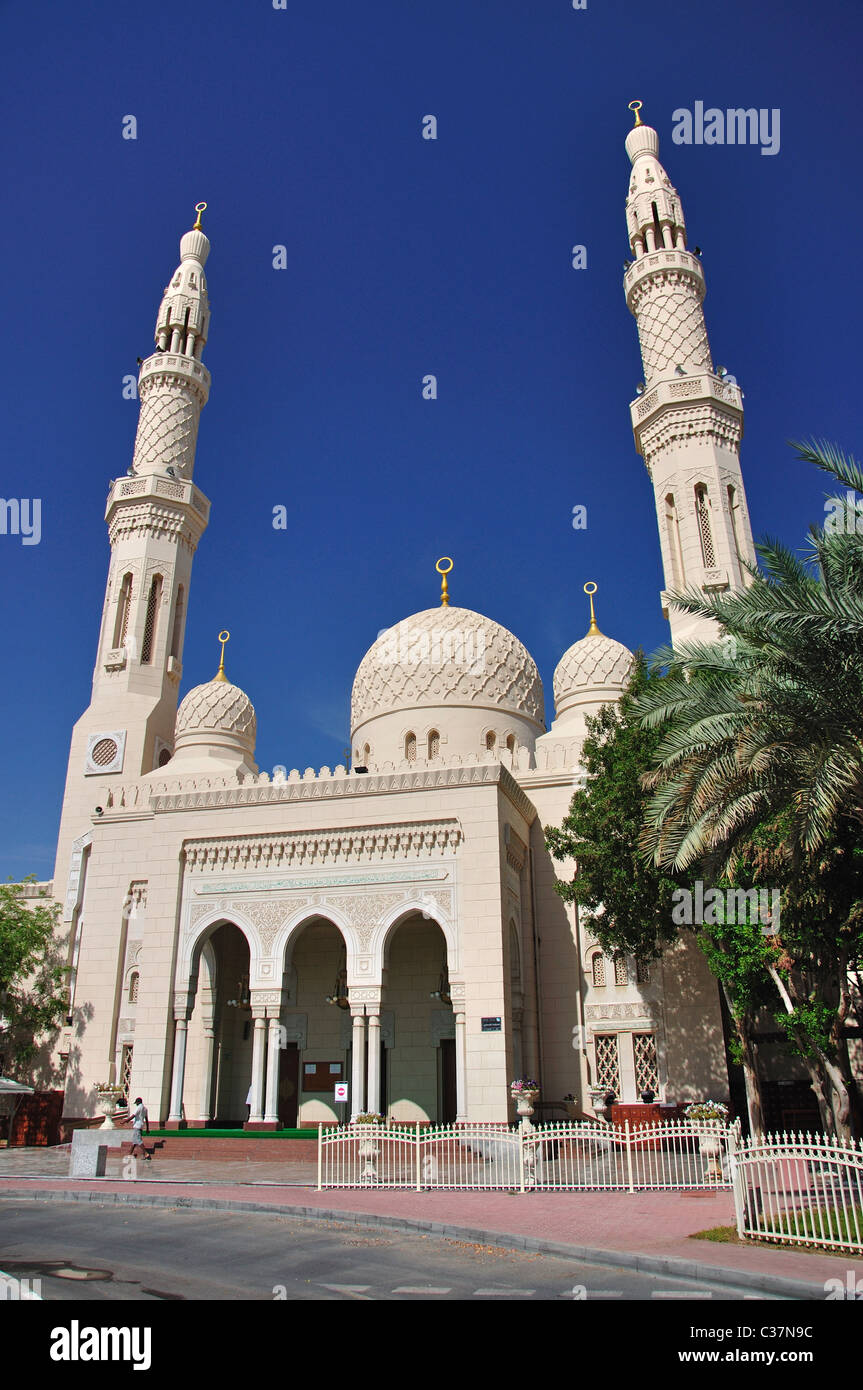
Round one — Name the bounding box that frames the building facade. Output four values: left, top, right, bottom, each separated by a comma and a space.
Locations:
45, 111, 757, 1129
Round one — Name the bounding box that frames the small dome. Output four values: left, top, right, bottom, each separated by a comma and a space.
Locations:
553, 632, 634, 720
175, 677, 256, 753
625, 120, 659, 164
180, 228, 210, 265
351, 605, 545, 731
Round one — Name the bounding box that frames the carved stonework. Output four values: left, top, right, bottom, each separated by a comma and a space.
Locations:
184, 821, 462, 873
585, 1002, 658, 1022
250, 990, 283, 1008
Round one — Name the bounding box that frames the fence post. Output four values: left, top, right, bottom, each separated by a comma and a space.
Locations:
727, 1123, 745, 1236
317, 1121, 323, 1191
625, 1120, 635, 1194
518, 1122, 525, 1194
416, 1121, 422, 1191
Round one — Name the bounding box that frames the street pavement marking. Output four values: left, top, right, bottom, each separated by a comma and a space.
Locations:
588, 1291, 625, 1298
651, 1290, 713, 1299
474, 1288, 536, 1297
392, 1286, 452, 1295
318, 1284, 372, 1294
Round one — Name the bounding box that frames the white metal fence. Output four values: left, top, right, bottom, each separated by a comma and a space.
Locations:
732, 1131, 863, 1255
316, 1119, 735, 1192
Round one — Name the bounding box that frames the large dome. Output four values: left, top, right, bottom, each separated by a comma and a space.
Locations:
351, 605, 544, 730
553, 632, 634, 719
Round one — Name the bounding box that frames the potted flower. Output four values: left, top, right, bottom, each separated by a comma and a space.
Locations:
94, 1083, 125, 1130
685, 1100, 729, 1180
352, 1112, 383, 1181
510, 1078, 540, 1120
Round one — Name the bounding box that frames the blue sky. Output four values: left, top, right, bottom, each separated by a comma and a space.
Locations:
1, 0, 860, 879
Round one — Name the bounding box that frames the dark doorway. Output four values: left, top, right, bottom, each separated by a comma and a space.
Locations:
278, 1043, 299, 1128
440, 1038, 456, 1123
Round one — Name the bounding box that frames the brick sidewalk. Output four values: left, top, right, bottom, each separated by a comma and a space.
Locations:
2, 1165, 861, 1293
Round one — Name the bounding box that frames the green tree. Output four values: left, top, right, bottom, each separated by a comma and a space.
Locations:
0, 877, 68, 1079
636, 440, 863, 1136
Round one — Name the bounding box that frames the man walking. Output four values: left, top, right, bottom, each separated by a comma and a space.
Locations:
130, 1097, 151, 1161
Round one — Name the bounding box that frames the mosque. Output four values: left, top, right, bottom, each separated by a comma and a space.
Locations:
45, 108, 775, 1130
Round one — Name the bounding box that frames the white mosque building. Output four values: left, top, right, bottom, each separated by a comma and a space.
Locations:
45, 109, 769, 1130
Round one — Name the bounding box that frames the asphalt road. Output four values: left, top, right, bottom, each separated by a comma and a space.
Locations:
0, 1201, 785, 1301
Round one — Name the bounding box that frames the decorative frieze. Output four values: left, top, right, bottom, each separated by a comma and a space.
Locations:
184, 821, 462, 873
193, 866, 451, 896
585, 1002, 658, 1022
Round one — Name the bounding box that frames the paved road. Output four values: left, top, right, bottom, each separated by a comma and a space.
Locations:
0, 1201, 785, 1301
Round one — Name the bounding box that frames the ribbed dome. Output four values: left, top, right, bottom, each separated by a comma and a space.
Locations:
175, 678, 256, 751
179, 228, 210, 265
553, 632, 634, 719
351, 605, 545, 731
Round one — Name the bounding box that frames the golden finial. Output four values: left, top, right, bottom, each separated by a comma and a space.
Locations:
214, 629, 230, 682
584, 582, 602, 637
193, 201, 208, 231
436, 556, 453, 608
628, 100, 643, 128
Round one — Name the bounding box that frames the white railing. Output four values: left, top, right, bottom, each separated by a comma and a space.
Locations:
317, 1119, 736, 1192
731, 1131, 863, 1255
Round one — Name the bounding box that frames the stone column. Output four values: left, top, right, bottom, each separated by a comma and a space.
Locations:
264, 1014, 282, 1126
168, 1006, 191, 1127
248, 1010, 267, 1125
454, 1011, 467, 1123
351, 1009, 366, 1120
366, 1014, 381, 1115
196, 1017, 216, 1125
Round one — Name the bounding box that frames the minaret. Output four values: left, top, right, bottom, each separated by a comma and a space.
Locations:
52, 206, 213, 903
623, 103, 757, 647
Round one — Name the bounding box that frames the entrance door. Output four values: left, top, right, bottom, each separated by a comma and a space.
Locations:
440, 1038, 456, 1123
278, 1043, 299, 1128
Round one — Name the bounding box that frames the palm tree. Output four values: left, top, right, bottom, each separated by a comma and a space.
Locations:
634, 440, 863, 1137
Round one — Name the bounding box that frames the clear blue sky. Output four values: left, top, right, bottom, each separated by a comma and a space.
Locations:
1, 0, 860, 879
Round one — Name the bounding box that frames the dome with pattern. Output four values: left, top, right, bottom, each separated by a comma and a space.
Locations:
553, 631, 634, 720
175, 677, 257, 753
351, 605, 545, 731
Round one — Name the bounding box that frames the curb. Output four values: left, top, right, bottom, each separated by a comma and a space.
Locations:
0, 1183, 828, 1300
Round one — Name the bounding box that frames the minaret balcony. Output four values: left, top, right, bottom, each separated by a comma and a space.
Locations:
138, 351, 211, 402
629, 372, 743, 430
105, 472, 211, 526
624, 247, 704, 304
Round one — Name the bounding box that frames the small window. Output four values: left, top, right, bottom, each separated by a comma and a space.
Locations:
112, 573, 133, 649
591, 953, 606, 987
428, 730, 440, 759
128, 972, 139, 1004
695, 485, 716, 568
613, 953, 628, 986
485, 731, 496, 752
636, 958, 650, 985
505, 734, 515, 753
363, 743, 370, 764
170, 585, 185, 660
405, 733, 416, 763
141, 574, 163, 664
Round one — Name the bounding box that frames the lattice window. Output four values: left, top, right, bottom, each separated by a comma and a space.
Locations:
506, 734, 515, 753
120, 1043, 134, 1100
428, 730, 440, 759
363, 743, 370, 765
613, 953, 628, 986
141, 574, 163, 664
112, 573, 133, 648
695, 485, 716, 568
633, 1033, 659, 1096
485, 731, 496, 752
665, 493, 685, 588
91, 737, 119, 767
128, 972, 139, 1005
170, 584, 185, 660
727, 484, 745, 569
594, 1035, 621, 1095
591, 952, 606, 987
636, 957, 650, 985
405, 732, 416, 763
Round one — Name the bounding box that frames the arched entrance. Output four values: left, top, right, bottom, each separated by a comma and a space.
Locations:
383, 914, 453, 1123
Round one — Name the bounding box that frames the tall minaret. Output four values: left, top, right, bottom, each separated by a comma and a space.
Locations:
52, 206, 213, 905
623, 103, 756, 648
